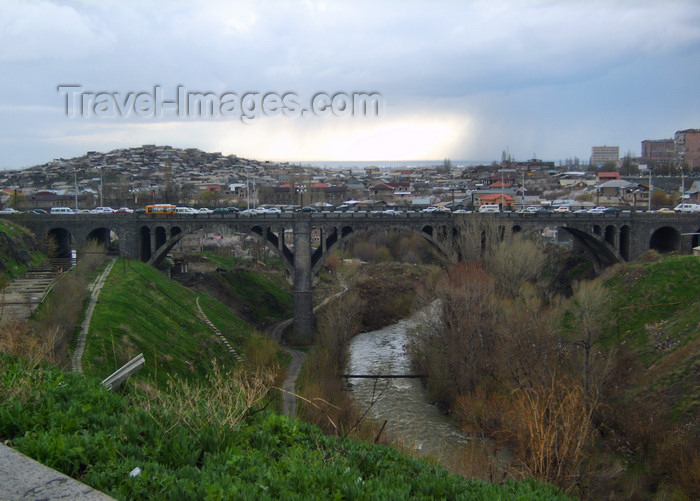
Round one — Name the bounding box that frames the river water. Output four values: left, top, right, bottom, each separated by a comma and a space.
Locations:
346, 315, 472, 473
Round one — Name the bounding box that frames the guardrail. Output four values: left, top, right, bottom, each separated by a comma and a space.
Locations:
101, 353, 145, 391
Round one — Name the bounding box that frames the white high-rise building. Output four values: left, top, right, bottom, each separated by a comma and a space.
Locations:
590, 146, 619, 166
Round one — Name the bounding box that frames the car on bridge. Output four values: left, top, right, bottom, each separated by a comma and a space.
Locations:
297, 206, 317, 213
50, 207, 75, 214
589, 206, 620, 215
91, 206, 115, 214
175, 207, 198, 215
516, 206, 542, 214
478, 205, 501, 213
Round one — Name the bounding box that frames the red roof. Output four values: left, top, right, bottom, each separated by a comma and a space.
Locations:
312, 182, 330, 188
480, 193, 514, 202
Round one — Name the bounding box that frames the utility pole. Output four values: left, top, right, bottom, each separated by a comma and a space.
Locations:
648, 167, 652, 211
100, 167, 103, 206
74, 169, 78, 210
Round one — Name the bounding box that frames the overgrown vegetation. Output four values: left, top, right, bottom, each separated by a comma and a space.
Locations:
0, 353, 570, 499
28, 240, 109, 363
405, 218, 700, 499
0, 220, 47, 287
296, 290, 365, 435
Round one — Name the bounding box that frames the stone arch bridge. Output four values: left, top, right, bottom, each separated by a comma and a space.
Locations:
10, 211, 700, 344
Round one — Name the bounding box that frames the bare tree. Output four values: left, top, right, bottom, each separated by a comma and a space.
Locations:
568, 279, 612, 398
441, 217, 504, 266
484, 232, 547, 298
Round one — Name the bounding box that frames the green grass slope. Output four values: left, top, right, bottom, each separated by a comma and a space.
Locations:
81, 259, 257, 387
604, 254, 700, 430
0, 354, 570, 500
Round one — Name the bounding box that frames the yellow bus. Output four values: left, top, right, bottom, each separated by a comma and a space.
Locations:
145, 204, 177, 216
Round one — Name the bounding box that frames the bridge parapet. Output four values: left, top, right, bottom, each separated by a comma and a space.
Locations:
7, 210, 700, 344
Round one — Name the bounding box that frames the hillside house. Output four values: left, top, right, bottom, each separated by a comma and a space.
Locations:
478, 193, 514, 210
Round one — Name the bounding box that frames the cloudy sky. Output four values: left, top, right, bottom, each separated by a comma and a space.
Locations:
1, 0, 699, 170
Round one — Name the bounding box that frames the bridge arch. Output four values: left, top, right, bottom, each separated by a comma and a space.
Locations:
309, 222, 453, 276
139, 226, 152, 261
559, 226, 621, 272
248, 225, 294, 275
692, 227, 700, 249
620, 225, 631, 261
46, 228, 73, 258
86, 227, 115, 251
649, 226, 681, 253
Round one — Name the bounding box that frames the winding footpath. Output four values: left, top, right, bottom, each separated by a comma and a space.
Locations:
71, 258, 116, 373
269, 318, 306, 418
272, 285, 347, 419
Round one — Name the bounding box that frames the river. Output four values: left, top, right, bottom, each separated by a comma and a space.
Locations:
346, 315, 473, 474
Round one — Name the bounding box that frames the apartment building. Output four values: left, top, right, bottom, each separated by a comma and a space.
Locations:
590, 146, 620, 166
675, 129, 700, 170
640, 138, 675, 167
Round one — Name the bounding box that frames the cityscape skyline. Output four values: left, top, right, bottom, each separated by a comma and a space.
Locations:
1, 1, 699, 170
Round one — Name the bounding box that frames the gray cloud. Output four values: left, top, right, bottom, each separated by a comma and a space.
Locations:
1, 0, 699, 168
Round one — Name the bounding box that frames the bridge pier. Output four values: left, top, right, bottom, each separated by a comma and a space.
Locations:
290, 218, 314, 345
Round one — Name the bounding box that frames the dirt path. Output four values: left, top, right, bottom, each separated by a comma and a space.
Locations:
269, 318, 306, 418
71, 258, 116, 373
271, 284, 347, 419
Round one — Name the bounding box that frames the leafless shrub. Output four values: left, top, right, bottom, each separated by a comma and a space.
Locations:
495, 285, 564, 389
74, 240, 107, 280
31, 271, 88, 363
408, 263, 500, 407
504, 374, 597, 492
297, 291, 365, 435
442, 217, 504, 266
484, 233, 548, 298
568, 279, 613, 398
0, 319, 59, 367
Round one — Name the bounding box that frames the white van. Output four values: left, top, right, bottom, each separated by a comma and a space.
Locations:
50, 207, 75, 214
673, 203, 700, 213
175, 206, 198, 215
478, 204, 500, 213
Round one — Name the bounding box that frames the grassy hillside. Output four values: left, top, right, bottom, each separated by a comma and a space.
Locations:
603, 253, 700, 431
173, 251, 293, 328
81, 258, 261, 387
0, 354, 570, 500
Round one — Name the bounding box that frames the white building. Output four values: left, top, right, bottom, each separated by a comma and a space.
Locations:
590, 146, 620, 166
